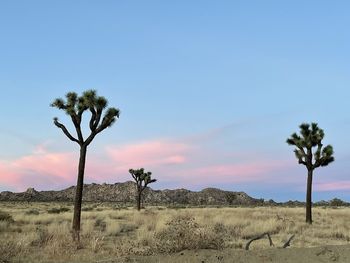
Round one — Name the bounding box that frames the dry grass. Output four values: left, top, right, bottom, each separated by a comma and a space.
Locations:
1, 202, 350, 262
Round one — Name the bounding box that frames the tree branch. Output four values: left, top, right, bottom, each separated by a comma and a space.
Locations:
282, 235, 295, 248
297, 146, 307, 157
53, 118, 80, 145
84, 119, 110, 146
84, 122, 109, 146
294, 148, 307, 165
70, 114, 84, 143
89, 107, 97, 132
131, 174, 137, 181
313, 143, 323, 168
84, 131, 97, 146
298, 159, 307, 165
92, 108, 103, 131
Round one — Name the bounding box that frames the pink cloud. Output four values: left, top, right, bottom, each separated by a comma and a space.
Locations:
0, 137, 295, 192
106, 140, 190, 168
13, 152, 77, 181
0, 161, 20, 189
0, 147, 78, 191
315, 181, 350, 192
174, 161, 291, 185
0, 139, 192, 191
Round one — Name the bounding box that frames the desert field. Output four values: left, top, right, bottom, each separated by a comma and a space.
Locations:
1, 202, 350, 263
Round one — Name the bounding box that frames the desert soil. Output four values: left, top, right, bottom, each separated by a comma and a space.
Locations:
103, 245, 350, 263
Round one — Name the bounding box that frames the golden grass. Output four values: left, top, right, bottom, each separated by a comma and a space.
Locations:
1, 202, 350, 262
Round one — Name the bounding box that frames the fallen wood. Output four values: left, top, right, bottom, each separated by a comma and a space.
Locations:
245, 232, 274, 250
245, 233, 296, 250
282, 235, 295, 248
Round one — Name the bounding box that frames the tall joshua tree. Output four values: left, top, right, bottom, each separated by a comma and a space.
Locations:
129, 168, 156, 211
51, 90, 119, 240
287, 123, 334, 224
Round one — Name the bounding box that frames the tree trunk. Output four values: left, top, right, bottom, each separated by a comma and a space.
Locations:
72, 145, 88, 241
137, 189, 142, 211
306, 169, 313, 224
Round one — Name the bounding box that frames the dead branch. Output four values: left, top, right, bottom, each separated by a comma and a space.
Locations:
245, 233, 296, 250
282, 235, 295, 248
245, 232, 274, 250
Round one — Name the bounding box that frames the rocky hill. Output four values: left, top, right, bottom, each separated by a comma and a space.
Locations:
0, 181, 263, 206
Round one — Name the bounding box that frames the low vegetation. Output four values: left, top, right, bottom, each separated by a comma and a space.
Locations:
1, 202, 350, 262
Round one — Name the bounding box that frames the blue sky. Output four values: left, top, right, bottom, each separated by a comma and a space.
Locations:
0, 1, 349, 201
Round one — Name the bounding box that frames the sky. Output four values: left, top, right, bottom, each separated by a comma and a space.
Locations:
0, 1, 349, 201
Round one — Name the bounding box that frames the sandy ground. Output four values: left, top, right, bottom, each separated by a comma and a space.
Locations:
99, 245, 350, 263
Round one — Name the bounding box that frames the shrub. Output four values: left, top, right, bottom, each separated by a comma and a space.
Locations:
82, 206, 94, 211
94, 219, 106, 231
113, 205, 129, 210
330, 198, 347, 207
25, 209, 40, 215
90, 234, 105, 253
47, 207, 70, 214
154, 214, 224, 253
0, 239, 22, 263
31, 228, 54, 247
0, 211, 14, 223
119, 223, 138, 233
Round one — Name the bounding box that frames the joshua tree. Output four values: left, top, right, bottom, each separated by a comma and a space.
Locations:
129, 168, 156, 211
286, 123, 334, 224
51, 90, 119, 241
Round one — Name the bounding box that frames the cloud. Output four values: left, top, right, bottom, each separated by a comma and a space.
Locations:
0, 132, 296, 192
170, 160, 292, 188
106, 140, 190, 168
0, 149, 78, 191
0, 139, 192, 191
0, 161, 20, 190
191, 162, 286, 181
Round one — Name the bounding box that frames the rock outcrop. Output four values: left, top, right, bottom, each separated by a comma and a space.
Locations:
0, 181, 262, 206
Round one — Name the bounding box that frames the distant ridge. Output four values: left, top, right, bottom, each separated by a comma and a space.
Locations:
1, 182, 348, 206
0, 181, 262, 205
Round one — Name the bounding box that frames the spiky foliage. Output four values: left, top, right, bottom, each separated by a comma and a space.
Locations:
51, 90, 120, 146
51, 90, 120, 241
129, 168, 157, 211
287, 122, 334, 224
286, 123, 334, 169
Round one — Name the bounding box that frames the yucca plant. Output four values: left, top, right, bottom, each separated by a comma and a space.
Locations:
287, 122, 334, 224
129, 168, 156, 210
51, 90, 120, 240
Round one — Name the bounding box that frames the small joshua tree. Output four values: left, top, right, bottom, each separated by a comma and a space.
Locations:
287, 123, 334, 224
129, 168, 156, 211
51, 90, 119, 241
